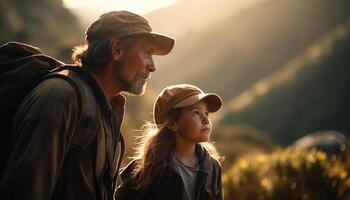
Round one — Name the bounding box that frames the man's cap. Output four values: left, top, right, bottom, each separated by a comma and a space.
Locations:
85, 10, 175, 55
154, 84, 223, 126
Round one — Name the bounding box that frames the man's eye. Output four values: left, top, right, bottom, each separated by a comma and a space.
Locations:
192, 111, 199, 115
147, 48, 155, 55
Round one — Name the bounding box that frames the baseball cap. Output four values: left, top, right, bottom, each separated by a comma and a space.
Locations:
85, 10, 175, 55
154, 84, 223, 126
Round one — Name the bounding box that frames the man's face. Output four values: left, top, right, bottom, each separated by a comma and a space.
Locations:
114, 37, 156, 95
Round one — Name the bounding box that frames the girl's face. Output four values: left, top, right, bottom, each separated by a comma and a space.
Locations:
173, 100, 212, 144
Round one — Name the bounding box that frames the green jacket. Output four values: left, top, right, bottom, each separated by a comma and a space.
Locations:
0, 67, 125, 200
115, 145, 223, 200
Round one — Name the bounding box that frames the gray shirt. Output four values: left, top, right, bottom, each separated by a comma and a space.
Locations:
171, 155, 199, 200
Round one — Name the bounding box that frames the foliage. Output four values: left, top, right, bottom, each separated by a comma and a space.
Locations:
223, 148, 350, 200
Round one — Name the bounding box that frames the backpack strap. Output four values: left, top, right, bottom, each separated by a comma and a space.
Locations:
48, 66, 124, 199
44, 66, 99, 152
69, 69, 100, 151
46, 66, 103, 197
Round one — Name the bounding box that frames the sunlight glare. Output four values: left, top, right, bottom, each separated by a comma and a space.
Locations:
63, 0, 178, 14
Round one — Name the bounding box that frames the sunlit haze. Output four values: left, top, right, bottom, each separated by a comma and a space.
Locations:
62, 0, 178, 15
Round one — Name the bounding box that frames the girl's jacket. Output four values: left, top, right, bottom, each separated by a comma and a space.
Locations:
115, 145, 223, 200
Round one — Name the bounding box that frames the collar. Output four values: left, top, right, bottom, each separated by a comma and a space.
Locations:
111, 94, 126, 108
195, 144, 213, 174
80, 67, 126, 113
167, 144, 213, 174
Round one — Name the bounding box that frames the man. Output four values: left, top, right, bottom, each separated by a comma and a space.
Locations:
0, 11, 174, 200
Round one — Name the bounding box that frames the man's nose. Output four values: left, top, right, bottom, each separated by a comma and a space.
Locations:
147, 57, 156, 72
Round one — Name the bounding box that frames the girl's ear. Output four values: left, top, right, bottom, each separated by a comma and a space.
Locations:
110, 38, 123, 61
167, 121, 178, 132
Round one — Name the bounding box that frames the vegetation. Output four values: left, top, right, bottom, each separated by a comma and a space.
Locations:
223, 148, 350, 200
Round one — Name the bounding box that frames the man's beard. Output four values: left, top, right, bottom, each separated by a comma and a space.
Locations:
114, 58, 147, 96
126, 74, 146, 95
118, 71, 146, 96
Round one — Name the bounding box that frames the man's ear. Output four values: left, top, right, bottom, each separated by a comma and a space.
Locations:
167, 121, 178, 132
110, 38, 123, 61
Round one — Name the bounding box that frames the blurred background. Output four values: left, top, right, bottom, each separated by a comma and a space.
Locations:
2, 0, 350, 198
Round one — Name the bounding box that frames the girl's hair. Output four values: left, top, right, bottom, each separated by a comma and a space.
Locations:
130, 108, 222, 190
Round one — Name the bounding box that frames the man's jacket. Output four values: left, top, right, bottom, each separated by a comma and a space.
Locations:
0, 67, 125, 200
115, 145, 223, 200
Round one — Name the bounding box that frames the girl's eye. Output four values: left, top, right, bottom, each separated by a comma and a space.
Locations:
192, 111, 199, 115
205, 112, 209, 117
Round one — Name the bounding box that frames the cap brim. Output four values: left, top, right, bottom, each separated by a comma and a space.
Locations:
173, 93, 222, 112
131, 32, 175, 55
149, 32, 175, 55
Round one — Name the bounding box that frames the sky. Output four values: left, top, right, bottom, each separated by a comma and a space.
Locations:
62, 0, 178, 15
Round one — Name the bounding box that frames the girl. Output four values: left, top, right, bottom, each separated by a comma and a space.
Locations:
115, 84, 223, 200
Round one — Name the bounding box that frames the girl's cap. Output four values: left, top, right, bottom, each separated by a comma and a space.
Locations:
153, 84, 223, 125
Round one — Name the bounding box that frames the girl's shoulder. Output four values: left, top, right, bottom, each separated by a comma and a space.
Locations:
208, 154, 222, 175
197, 144, 222, 163
119, 159, 139, 179
196, 144, 222, 174
211, 156, 222, 168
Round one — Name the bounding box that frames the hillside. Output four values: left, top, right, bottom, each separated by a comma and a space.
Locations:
150, 0, 350, 102
219, 19, 350, 145
0, 0, 83, 61
146, 0, 265, 38
122, 0, 350, 145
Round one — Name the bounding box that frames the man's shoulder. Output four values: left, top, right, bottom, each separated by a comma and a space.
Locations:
34, 68, 93, 101
35, 77, 79, 99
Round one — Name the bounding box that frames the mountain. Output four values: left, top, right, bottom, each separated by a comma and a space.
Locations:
0, 0, 83, 61
150, 0, 350, 102
123, 0, 350, 143
3, 0, 349, 156
69, 0, 266, 39
145, 0, 266, 38
218, 19, 350, 145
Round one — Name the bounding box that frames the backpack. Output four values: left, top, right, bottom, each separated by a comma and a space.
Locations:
0, 42, 98, 177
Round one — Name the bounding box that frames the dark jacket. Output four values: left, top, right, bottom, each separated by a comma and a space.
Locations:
115, 145, 223, 200
0, 67, 125, 200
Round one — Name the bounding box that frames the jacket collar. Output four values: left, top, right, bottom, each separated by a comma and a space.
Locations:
167, 144, 214, 175
195, 144, 213, 174
80, 67, 126, 113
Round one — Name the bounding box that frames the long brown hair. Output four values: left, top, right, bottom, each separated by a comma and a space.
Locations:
130, 109, 222, 190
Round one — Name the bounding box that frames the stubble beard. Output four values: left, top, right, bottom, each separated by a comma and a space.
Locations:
121, 73, 146, 96
128, 75, 146, 95
114, 59, 147, 96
